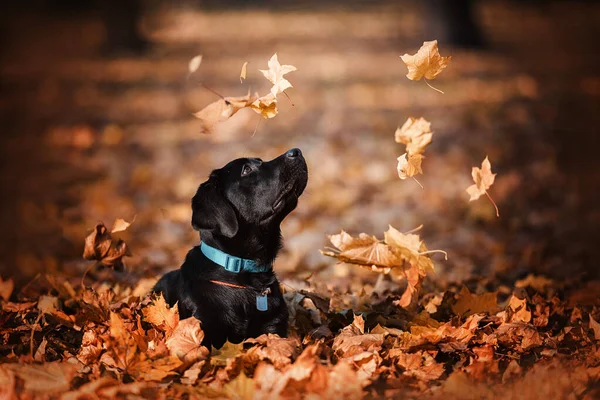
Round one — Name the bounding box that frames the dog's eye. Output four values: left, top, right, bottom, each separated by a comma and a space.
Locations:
241, 164, 253, 177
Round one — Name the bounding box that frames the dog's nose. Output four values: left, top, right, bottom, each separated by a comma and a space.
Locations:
285, 148, 302, 158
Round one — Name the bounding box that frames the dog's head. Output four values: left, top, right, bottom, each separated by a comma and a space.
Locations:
191, 148, 308, 239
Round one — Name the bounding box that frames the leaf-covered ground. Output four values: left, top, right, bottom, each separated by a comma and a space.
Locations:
1, 1, 600, 399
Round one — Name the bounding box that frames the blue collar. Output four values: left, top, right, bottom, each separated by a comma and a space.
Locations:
199, 242, 272, 273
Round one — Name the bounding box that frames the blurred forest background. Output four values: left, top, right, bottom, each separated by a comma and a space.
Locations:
1, 0, 599, 291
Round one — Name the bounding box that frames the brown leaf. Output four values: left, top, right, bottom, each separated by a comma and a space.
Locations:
142, 294, 179, 337
259, 53, 297, 97
37, 295, 59, 315
83, 223, 131, 269
165, 317, 209, 363
245, 334, 300, 370
452, 286, 499, 317
400, 40, 451, 81
193, 92, 257, 133
467, 156, 499, 216
384, 225, 442, 275
589, 314, 600, 341
3, 362, 78, 394
321, 231, 402, 270
0, 276, 14, 301
397, 153, 423, 180
333, 315, 384, 358
506, 295, 532, 323
394, 117, 433, 155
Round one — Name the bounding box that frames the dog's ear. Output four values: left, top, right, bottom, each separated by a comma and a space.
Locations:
191, 177, 239, 238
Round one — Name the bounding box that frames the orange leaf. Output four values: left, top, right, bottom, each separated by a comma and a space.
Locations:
400, 40, 451, 81
142, 294, 179, 337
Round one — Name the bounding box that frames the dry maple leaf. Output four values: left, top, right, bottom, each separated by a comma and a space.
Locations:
83, 223, 131, 270
210, 340, 244, 366
332, 314, 384, 358
394, 117, 433, 155
506, 295, 531, 323
240, 61, 248, 83
400, 40, 451, 93
321, 231, 403, 270
397, 153, 423, 180
245, 334, 300, 370
165, 317, 209, 363
193, 92, 257, 133
466, 156, 500, 217
142, 294, 179, 337
260, 53, 297, 97
250, 93, 278, 119
384, 224, 446, 276
452, 286, 499, 317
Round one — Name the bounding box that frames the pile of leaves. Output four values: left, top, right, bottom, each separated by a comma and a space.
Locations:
1, 268, 600, 399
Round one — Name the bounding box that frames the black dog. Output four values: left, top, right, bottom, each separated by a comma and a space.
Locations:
152, 148, 307, 348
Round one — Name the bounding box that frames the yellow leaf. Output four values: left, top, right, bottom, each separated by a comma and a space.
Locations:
210, 340, 244, 366
142, 294, 179, 337
397, 153, 423, 179
400, 40, 451, 81
188, 55, 203, 74
466, 156, 499, 216
394, 117, 433, 155
452, 286, 499, 317
259, 53, 297, 97
111, 216, 135, 233
223, 372, 255, 400
240, 61, 248, 83
193, 92, 257, 133
250, 93, 278, 119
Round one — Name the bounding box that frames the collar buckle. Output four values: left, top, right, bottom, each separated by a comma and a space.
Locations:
225, 257, 242, 273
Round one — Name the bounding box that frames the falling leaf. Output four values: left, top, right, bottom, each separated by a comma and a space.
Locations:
397, 153, 423, 179
400, 40, 451, 90
394, 117, 433, 155
111, 216, 135, 233
0, 277, 14, 302
466, 156, 499, 217
321, 231, 402, 270
452, 286, 499, 317
259, 53, 297, 97
240, 61, 248, 83
165, 317, 209, 363
384, 225, 446, 275
188, 55, 203, 73
83, 223, 131, 270
193, 92, 257, 133
250, 93, 278, 119
142, 294, 179, 337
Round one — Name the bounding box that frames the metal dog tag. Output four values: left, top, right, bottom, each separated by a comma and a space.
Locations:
256, 294, 268, 311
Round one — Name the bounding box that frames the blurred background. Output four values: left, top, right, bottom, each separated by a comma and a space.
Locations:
1, 0, 599, 291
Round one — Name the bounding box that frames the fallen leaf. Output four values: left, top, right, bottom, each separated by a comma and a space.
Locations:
400, 40, 451, 81
240, 61, 248, 83
0, 276, 13, 301
507, 295, 531, 323
211, 340, 244, 366
260, 53, 297, 97
37, 295, 59, 315
188, 55, 203, 73
589, 314, 600, 341
193, 92, 257, 133
452, 286, 499, 317
165, 317, 209, 363
111, 216, 135, 233
142, 294, 179, 337
223, 372, 255, 400
333, 315, 384, 358
83, 223, 131, 269
467, 156, 499, 217
3, 362, 78, 393
245, 334, 300, 370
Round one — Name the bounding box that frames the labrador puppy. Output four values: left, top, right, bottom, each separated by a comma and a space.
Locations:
152, 148, 308, 348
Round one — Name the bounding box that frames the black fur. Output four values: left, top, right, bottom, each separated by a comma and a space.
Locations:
152, 148, 308, 348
